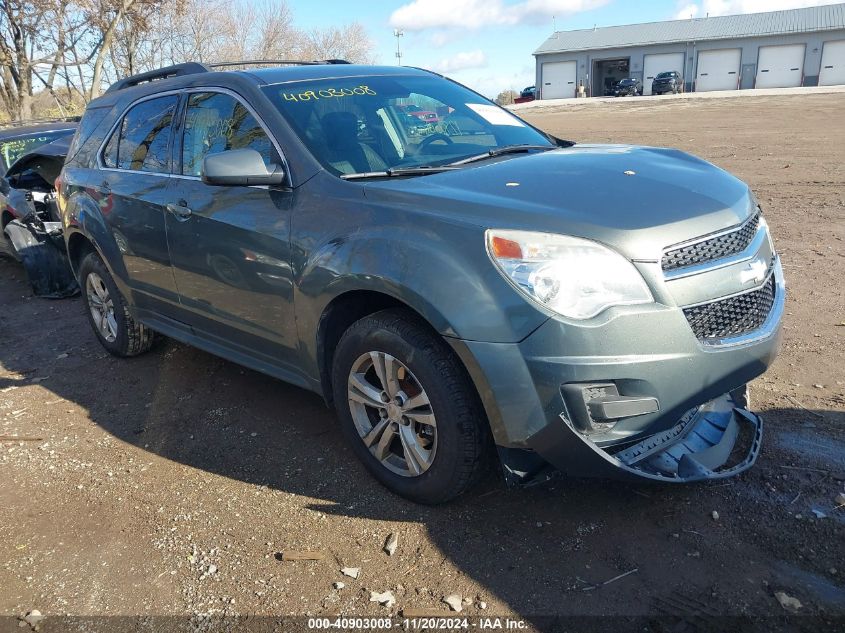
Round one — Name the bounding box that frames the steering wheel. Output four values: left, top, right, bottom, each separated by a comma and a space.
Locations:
417, 133, 454, 150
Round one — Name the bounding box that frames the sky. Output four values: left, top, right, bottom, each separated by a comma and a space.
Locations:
291, 1, 842, 97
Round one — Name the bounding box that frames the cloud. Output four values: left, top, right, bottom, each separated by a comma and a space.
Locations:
674, 3, 701, 19
673, 0, 841, 20
429, 31, 465, 47
431, 50, 488, 73
389, 0, 609, 31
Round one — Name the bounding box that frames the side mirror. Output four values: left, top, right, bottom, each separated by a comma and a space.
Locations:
0, 177, 10, 196
201, 148, 285, 187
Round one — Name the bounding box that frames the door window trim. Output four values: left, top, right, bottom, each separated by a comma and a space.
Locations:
174, 87, 287, 185
97, 86, 290, 187
97, 91, 182, 176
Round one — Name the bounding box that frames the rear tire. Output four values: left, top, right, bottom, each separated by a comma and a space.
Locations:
331, 309, 489, 504
79, 252, 155, 357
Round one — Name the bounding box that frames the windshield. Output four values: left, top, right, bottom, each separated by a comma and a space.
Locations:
619, 79, 636, 86
0, 129, 75, 172
655, 72, 674, 79
263, 75, 553, 176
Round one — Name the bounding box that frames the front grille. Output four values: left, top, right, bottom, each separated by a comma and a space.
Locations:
662, 211, 760, 272
683, 272, 776, 341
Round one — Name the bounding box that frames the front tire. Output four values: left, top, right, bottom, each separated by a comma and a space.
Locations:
79, 252, 155, 357
332, 309, 489, 504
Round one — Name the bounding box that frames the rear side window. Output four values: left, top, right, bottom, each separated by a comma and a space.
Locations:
102, 95, 178, 173
181, 92, 279, 177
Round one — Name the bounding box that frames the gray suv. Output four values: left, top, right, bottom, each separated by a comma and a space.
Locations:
57, 61, 784, 503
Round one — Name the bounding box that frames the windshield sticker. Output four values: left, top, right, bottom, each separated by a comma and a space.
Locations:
282, 86, 377, 102
466, 103, 525, 127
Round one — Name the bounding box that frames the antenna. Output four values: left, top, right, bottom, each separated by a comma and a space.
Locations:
553, 15, 556, 31
394, 29, 404, 66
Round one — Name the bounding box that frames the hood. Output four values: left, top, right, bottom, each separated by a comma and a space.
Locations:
362, 144, 753, 262
5, 135, 71, 185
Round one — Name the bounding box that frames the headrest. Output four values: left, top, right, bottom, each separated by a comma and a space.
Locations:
321, 112, 360, 148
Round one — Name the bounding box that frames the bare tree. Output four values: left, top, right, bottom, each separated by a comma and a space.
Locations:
495, 89, 518, 106
0, 0, 377, 120
297, 22, 375, 63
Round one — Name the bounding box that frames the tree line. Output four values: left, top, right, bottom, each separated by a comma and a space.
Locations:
0, 0, 375, 121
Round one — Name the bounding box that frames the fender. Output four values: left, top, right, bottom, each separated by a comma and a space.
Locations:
63, 185, 131, 300
292, 204, 550, 381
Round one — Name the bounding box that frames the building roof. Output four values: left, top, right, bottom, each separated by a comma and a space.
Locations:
535, 3, 845, 55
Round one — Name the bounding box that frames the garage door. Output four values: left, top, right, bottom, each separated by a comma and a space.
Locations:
756, 44, 805, 88
643, 52, 685, 95
819, 40, 845, 86
695, 49, 741, 92
541, 61, 577, 99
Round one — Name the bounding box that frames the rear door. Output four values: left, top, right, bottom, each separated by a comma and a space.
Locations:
96, 94, 180, 313
164, 89, 298, 366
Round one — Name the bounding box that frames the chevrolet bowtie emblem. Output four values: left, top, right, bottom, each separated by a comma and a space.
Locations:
739, 259, 768, 285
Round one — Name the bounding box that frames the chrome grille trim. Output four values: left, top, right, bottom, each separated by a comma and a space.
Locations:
662, 210, 762, 276
684, 258, 785, 348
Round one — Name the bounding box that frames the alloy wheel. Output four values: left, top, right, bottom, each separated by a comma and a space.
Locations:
347, 351, 437, 477
86, 272, 118, 343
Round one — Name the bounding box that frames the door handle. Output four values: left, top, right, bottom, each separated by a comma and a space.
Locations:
166, 201, 192, 220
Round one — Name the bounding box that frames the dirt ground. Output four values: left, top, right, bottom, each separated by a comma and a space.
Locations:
1, 93, 844, 631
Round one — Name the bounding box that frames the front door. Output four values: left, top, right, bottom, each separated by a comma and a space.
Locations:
165, 90, 297, 366
97, 94, 180, 313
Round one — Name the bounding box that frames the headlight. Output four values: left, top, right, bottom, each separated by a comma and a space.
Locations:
486, 229, 653, 320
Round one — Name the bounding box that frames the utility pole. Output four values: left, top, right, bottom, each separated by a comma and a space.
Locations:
394, 29, 404, 65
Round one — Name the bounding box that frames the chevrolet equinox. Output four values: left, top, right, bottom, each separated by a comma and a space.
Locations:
58, 61, 784, 503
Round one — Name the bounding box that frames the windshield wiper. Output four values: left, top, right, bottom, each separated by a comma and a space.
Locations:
340, 165, 460, 180
448, 144, 555, 166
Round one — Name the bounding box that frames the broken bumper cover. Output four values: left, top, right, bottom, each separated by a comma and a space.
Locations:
448, 271, 782, 485
525, 391, 762, 482
4, 218, 78, 298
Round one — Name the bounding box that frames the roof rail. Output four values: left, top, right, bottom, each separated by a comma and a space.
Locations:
105, 59, 353, 94
105, 62, 210, 94
206, 59, 351, 69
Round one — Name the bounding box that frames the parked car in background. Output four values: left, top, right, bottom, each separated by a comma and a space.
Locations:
520, 86, 536, 99
652, 71, 684, 95
1, 122, 77, 260
0, 119, 78, 177
611, 78, 642, 96
1, 135, 71, 226
399, 104, 440, 124
1, 134, 78, 297
58, 61, 782, 504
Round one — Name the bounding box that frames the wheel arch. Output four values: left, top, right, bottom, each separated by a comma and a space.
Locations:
316, 289, 437, 407
66, 229, 97, 278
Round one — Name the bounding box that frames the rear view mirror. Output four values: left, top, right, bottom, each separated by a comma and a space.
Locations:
201, 148, 285, 187
0, 177, 10, 196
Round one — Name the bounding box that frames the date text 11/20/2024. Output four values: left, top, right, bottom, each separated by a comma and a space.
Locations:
306, 617, 528, 629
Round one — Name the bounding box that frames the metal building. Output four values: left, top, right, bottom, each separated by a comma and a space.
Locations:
534, 4, 845, 99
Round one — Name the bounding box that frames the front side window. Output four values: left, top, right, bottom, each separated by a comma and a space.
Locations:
262, 75, 553, 176
181, 92, 280, 177
103, 95, 178, 173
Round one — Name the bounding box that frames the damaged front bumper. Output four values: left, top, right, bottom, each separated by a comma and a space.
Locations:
525, 389, 762, 482
449, 271, 783, 486
4, 218, 78, 298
